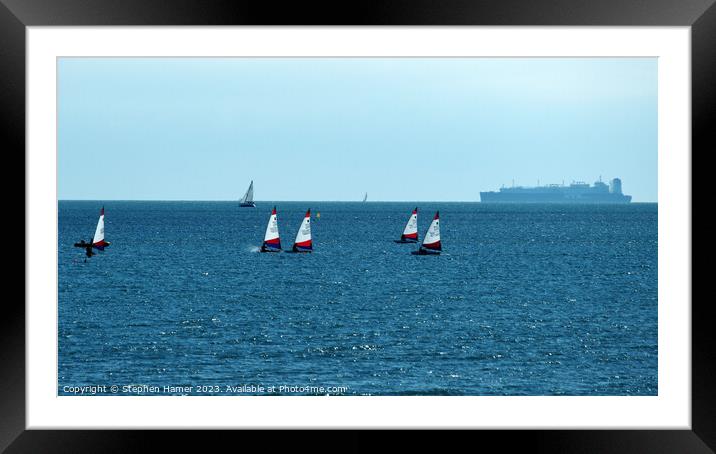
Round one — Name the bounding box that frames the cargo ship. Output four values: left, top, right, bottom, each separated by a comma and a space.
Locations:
480, 178, 632, 203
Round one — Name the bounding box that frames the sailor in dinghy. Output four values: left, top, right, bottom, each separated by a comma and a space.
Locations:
260, 206, 282, 252
394, 207, 419, 243
412, 211, 441, 255
74, 206, 110, 259
288, 209, 313, 253
73, 239, 94, 259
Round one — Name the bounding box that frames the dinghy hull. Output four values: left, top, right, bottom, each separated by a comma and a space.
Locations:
411, 248, 440, 255
93, 241, 110, 250
289, 246, 312, 253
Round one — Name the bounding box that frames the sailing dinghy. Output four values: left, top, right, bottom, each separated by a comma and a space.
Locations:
362, 192, 368, 202
74, 206, 110, 257
260, 206, 282, 252
394, 207, 419, 243
239, 180, 256, 207
289, 209, 313, 253
411, 211, 441, 255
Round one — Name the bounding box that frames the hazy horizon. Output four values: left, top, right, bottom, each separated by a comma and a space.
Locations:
58, 199, 658, 203
59, 57, 657, 202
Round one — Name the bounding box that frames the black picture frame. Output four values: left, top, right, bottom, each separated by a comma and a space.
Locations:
6, 0, 709, 451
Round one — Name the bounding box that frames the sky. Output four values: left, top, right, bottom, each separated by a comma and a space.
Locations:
58, 57, 657, 202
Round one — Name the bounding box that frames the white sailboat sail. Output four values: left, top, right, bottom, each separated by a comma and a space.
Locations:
240, 180, 255, 206
400, 207, 419, 242
261, 206, 281, 252
413, 211, 440, 255
292, 209, 313, 252
92, 207, 110, 250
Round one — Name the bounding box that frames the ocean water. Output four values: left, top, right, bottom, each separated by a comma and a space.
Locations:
58, 201, 657, 396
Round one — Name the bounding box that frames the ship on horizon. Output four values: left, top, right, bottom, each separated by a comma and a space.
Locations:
480, 177, 632, 203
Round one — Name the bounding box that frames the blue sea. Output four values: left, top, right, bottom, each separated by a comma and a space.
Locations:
58, 201, 657, 396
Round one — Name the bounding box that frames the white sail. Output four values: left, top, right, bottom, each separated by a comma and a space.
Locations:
293, 209, 312, 251
240, 181, 254, 204
92, 209, 105, 244
402, 208, 418, 239
91, 207, 110, 249
264, 209, 280, 242
421, 211, 441, 251
261, 206, 281, 251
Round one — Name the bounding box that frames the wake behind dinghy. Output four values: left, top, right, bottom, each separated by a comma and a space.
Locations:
394, 207, 419, 243
288, 209, 313, 253
74, 207, 110, 258
260, 206, 282, 252
412, 211, 441, 255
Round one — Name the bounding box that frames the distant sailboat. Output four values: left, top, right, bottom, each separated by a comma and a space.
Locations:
289, 209, 313, 253
239, 180, 256, 207
394, 207, 419, 243
260, 206, 281, 252
362, 192, 368, 202
74, 206, 110, 258
411, 211, 441, 255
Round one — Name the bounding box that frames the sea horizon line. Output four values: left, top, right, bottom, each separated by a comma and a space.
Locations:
58, 199, 658, 204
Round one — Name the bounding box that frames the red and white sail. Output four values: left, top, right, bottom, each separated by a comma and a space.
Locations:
419, 211, 441, 252
261, 206, 281, 252
292, 209, 312, 252
92, 207, 110, 250
400, 207, 419, 242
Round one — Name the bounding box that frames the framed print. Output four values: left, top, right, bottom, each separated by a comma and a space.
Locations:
7, 0, 711, 451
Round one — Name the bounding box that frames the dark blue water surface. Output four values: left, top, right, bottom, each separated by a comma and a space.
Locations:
58, 201, 657, 396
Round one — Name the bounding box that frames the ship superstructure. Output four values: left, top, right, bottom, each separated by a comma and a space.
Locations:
480, 178, 632, 203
